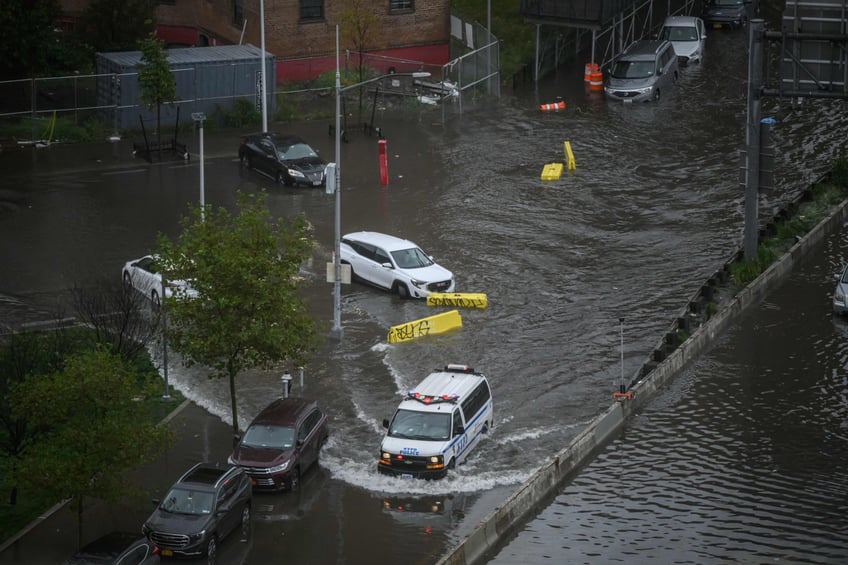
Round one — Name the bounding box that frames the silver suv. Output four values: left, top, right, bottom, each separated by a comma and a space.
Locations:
604, 39, 679, 102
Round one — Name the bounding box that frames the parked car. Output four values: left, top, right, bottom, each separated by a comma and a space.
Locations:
658, 15, 706, 64
121, 255, 197, 307
142, 463, 252, 563
340, 231, 455, 299
604, 39, 679, 103
238, 132, 327, 187
228, 397, 329, 492
833, 264, 848, 315
702, 0, 754, 30
64, 532, 160, 565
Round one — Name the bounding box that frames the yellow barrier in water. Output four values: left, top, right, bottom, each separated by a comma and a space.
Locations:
541, 163, 563, 181
387, 310, 462, 344
426, 292, 488, 309
564, 141, 576, 170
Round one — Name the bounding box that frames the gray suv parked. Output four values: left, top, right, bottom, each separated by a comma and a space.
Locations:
143, 463, 251, 563
604, 39, 679, 102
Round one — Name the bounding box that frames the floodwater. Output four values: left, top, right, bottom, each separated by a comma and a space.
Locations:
490, 220, 848, 565
1, 22, 847, 565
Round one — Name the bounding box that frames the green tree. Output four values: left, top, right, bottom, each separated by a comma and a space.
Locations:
76, 0, 156, 53
137, 32, 177, 161
156, 192, 319, 439
10, 348, 173, 547
0, 0, 60, 79
0, 326, 86, 507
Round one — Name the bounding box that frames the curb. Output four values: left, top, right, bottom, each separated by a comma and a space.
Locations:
437, 195, 848, 565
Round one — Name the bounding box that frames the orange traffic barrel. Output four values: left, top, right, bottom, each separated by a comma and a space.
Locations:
589, 70, 604, 91
539, 100, 566, 111
584, 63, 599, 83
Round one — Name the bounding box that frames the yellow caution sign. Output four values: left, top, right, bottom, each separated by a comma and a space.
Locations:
426, 292, 488, 309
564, 141, 576, 170
541, 163, 563, 181
387, 310, 462, 344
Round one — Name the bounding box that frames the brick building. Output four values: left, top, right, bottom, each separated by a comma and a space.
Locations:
61, 0, 451, 83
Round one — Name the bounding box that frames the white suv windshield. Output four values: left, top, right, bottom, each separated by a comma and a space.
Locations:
391, 247, 434, 269
660, 26, 697, 41
389, 409, 451, 440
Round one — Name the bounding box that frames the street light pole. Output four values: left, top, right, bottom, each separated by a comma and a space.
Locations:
260, 0, 268, 132
332, 25, 342, 338
329, 41, 430, 338
191, 112, 206, 219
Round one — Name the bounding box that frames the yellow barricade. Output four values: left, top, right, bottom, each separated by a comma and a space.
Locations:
564, 141, 576, 170
387, 310, 462, 344
541, 163, 563, 181
426, 293, 488, 309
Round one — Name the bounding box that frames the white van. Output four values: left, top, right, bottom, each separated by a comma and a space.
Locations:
378, 364, 493, 479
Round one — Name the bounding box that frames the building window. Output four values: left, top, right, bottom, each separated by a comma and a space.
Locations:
389, 0, 413, 13
233, 0, 244, 26
300, 0, 324, 21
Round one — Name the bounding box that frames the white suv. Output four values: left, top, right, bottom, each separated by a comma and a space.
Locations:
340, 231, 455, 299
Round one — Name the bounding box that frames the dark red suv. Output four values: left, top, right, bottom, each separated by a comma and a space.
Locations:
228, 397, 329, 491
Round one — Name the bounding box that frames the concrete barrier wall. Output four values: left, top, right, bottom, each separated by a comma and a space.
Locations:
437, 198, 848, 565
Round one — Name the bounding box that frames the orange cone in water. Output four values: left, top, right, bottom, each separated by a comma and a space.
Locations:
539, 100, 566, 111
589, 70, 604, 92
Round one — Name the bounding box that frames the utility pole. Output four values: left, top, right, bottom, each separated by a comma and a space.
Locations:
743, 19, 765, 261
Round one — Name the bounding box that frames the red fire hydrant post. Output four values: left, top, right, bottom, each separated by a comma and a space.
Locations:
378, 138, 388, 186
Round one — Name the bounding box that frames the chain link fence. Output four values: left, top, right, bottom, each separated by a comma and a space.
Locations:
0, 15, 499, 146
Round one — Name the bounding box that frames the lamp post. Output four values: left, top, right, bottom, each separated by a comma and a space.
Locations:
259, 0, 268, 132
330, 29, 430, 338
161, 276, 170, 400
332, 26, 342, 338
191, 112, 206, 219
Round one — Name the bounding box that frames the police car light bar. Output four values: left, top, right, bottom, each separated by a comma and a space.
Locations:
406, 391, 460, 404
443, 364, 475, 373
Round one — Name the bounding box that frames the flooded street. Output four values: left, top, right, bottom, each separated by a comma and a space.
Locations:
490, 223, 848, 565
2, 22, 848, 564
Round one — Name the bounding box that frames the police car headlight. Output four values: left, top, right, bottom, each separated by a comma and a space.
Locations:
381, 452, 391, 460
429, 455, 442, 464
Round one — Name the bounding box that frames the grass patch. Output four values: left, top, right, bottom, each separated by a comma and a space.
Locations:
730, 160, 848, 285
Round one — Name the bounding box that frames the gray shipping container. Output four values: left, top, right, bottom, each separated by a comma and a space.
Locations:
95, 44, 276, 131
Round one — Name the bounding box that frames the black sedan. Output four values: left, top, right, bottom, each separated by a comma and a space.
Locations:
238, 132, 327, 187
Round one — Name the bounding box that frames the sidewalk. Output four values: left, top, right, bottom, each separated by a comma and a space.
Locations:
0, 120, 337, 178
0, 400, 235, 564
